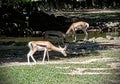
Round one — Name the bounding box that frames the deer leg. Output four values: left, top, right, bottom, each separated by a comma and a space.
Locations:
83, 30, 88, 41
27, 50, 32, 64
27, 49, 37, 64
27, 51, 31, 64
42, 48, 47, 63
74, 32, 77, 42
30, 55, 37, 64
72, 31, 77, 42
30, 49, 37, 64
46, 51, 49, 61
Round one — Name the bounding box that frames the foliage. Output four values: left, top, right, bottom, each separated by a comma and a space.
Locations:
1, 0, 120, 9
2, 0, 31, 4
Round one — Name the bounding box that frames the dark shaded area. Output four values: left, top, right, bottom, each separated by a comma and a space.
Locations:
0, 2, 71, 37
0, 1, 120, 37
1, 40, 120, 64
67, 41, 100, 56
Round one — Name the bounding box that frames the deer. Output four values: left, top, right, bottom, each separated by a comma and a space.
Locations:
27, 41, 67, 65
66, 21, 89, 42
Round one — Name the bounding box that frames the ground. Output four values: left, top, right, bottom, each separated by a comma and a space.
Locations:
0, 36, 120, 84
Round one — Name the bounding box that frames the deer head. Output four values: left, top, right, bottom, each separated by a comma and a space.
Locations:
59, 45, 67, 56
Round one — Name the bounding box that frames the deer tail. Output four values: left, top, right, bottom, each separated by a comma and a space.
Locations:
28, 42, 33, 50
86, 23, 89, 29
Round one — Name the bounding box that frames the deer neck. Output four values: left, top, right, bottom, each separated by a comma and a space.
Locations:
66, 27, 71, 34
51, 45, 62, 53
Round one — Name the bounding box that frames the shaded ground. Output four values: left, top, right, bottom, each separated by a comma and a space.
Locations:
0, 36, 120, 66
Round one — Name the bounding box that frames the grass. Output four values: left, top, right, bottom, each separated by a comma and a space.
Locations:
0, 64, 113, 84
0, 49, 120, 84
102, 49, 120, 57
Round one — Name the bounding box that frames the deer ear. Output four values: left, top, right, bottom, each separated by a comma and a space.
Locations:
64, 44, 68, 50
59, 46, 62, 49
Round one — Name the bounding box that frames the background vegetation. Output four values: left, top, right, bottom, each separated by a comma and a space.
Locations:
0, 0, 120, 37
1, 0, 120, 9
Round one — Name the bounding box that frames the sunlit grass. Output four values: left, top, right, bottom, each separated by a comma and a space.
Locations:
0, 49, 120, 84
0, 64, 115, 84
99, 49, 120, 57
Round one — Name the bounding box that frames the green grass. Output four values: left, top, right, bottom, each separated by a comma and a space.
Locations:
0, 64, 113, 84
101, 49, 120, 57
0, 48, 120, 84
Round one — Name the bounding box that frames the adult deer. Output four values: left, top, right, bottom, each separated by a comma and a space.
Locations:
66, 21, 89, 42
27, 41, 67, 65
